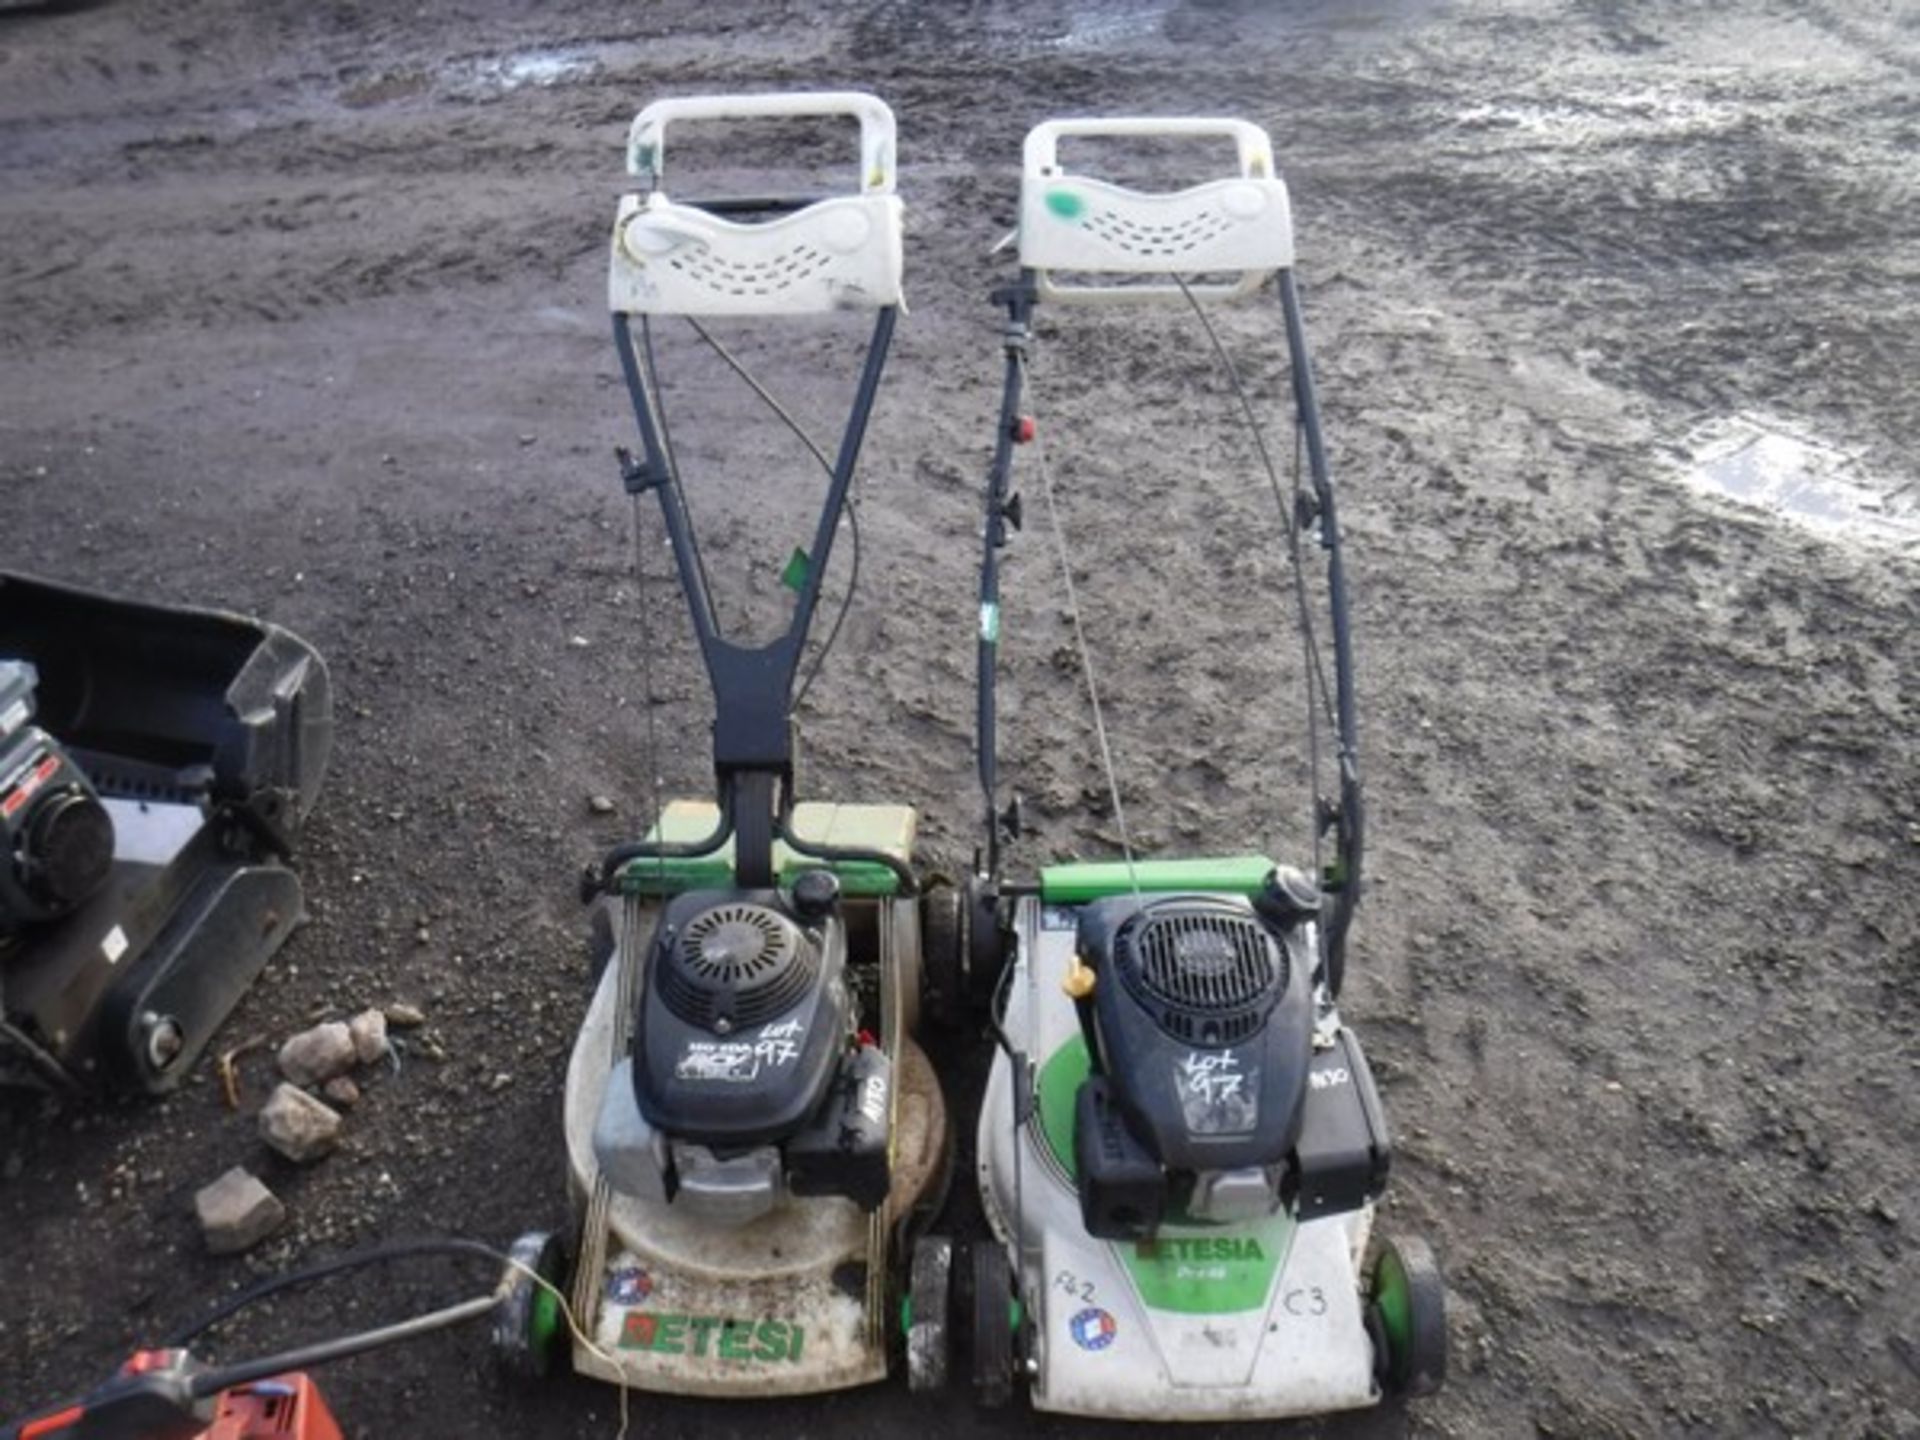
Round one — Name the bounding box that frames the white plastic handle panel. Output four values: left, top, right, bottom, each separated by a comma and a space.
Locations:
1017, 116, 1293, 307
611, 92, 903, 316
627, 91, 897, 197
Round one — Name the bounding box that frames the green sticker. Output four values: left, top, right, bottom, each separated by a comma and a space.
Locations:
980, 601, 1001, 643
780, 547, 810, 592
1045, 187, 1086, 221
1036, 1033, 1088, 1180
1124, 1223, 1294, 1314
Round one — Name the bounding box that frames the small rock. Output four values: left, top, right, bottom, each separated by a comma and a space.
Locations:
414, 927, 431, 945
568, 634, 590, 650
489, 1072, 512, 1092
277, 1021, 356, 1085
385, 1002, 426, 1028
348, 1008, 389, 1065
323, 1076, 362, 1108
588, 794, 615, 815
518, 433, 537, 447
194, 1167, 286, 1255
259, 1083, 344, 1163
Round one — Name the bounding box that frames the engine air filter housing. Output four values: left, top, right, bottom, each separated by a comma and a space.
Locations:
631, 887, 850, 1148
657, 901, 819, 1032
1113, 901, 1286, 1046
1076, 892, 1314, 1173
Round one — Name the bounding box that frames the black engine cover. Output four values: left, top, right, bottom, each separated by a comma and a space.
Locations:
631, 888, 848, 1148
1078, 894, 1313, 1173
1074, 1074, 1167, 1239
1293, 1026, 1391, 1218
787, 1042, 893, 1209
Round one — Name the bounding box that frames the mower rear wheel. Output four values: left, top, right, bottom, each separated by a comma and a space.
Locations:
920, 886, 964, 1026
963, 875, 1009, 1009
905, 1234, 953, 1392
971, 1242, 1015, 1409
586, 899, 619, 990
492, 1230, 570, 1381
1368, 1233, 1447, 1397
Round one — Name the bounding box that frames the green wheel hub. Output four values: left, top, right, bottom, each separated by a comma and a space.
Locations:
1373, 1246, 1415, 1358
530, 1279, 563, 1352
492, 1230, 570, 1381
1368, 1233, 1447, 1398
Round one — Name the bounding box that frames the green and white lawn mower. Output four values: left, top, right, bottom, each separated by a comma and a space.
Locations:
962, 117, 1447, 1420
496, 92, 955, 1397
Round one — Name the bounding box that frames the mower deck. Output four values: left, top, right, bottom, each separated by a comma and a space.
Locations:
980, 890, 1379, 1420
562, 802, 947, 1396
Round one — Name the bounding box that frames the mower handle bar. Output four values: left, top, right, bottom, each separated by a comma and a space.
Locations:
676, 193, 835, 217
1023, 116, 1275, 181
628, 91, 897, 196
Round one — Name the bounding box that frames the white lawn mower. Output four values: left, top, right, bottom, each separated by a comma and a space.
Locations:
495, 91, 956, 1399
960, 116, 1448, 1422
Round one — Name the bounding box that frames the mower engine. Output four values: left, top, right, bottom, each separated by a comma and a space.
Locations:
592, 869, 891, 1223
0, 660, 114, 935
1072, 882, 1390, 1239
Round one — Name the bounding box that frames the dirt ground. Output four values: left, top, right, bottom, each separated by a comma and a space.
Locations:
3, 1, 1918, 1436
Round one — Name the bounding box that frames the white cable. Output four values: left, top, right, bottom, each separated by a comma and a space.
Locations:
499, 1254, 633, 1439
680, 314, 862, 710
1022, 356, 1141, 898
1172, 273, 1334, 879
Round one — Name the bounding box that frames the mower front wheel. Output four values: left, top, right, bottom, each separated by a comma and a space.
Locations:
492, 1230, 570, 1381
1367, 1233, 1447, 1398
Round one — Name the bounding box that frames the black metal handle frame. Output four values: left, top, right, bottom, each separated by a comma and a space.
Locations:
972, 268, 1364, 992
599, 307, 916, 894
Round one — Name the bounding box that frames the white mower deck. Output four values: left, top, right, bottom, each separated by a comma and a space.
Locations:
980, 892, 1379, 1421
563, 802, 947, 1396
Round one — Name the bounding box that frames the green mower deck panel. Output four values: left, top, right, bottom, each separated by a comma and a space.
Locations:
614, 800, 916, 898
1039, 854, 1275, 902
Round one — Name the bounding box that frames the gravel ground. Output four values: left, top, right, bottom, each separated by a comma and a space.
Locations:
2, 3, 1917, 1437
